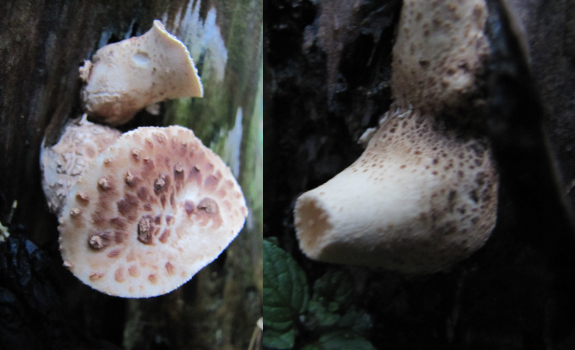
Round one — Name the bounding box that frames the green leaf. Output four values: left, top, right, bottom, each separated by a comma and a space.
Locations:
308, 300, 340, 327
263, 328, 297, 349
302, 331, 377, 350
312, 270, 353, 308
337, 306, 373, 336
306, 270, 354, 329
263, 239, 310, 349
266, 236, 280, 246
303, 269, 373, 338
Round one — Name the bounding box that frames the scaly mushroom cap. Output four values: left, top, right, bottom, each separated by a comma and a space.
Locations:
80, 20, 203, 126
58, 126, 247, 297
295, 109, 498, 273
40, 116, 121, 214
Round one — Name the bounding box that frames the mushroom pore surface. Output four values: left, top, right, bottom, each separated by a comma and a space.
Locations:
58, 126, 247, 297
295, 110, 498, 273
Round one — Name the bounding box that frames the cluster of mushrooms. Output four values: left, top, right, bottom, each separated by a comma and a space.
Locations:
41, 21, 247, 298
294, 0, 499, 273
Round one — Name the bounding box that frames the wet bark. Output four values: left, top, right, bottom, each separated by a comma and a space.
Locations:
0, 1, 262, 349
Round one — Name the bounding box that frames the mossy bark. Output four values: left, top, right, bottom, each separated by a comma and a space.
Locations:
0, 1, 262, 349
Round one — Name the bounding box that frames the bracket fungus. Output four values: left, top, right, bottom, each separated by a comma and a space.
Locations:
58, 126, 247, 297
40, 116, 121, 214
80, 20, 203, 126
294, 0, 498, 273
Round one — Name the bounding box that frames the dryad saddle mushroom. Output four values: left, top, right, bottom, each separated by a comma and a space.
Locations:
79, 20, 203, 126
294, 0, 498, 273
40, 20, 246, 297
58, 126, 247, 297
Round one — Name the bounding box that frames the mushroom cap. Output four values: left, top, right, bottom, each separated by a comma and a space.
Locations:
81, 20, 203, 126
40, 117, 121, 214
58, 126, 247, 297
294, 109, 498, 273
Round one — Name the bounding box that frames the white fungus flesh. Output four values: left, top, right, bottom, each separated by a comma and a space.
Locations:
295, 110, 498, 273
40, 116, 121, 215
80, 20, 203, 126
58, 126, 247, 297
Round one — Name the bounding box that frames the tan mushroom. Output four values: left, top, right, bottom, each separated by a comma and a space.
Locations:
40, 115, 121, 214
58, 126, 247, 297
80, 20, 203, 126
295, 109, 498, 273
294, 0, 498, 273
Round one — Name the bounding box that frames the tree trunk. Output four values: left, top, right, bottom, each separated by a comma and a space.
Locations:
0, 1, 262, 349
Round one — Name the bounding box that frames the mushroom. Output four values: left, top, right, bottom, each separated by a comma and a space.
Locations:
295, 109, 498, 273
80, 20, 203, 126
294, 0, 498, 273
40, 115, 121, 214
58, 126, 247, 297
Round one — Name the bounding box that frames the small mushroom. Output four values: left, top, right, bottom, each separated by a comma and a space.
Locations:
80, 20, 203, 126
58, 126, 247, 297
40, 115, 121, 214
294, 0, 498, 273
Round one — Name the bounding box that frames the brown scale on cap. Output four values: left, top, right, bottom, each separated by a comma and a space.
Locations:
184, 201, 194, 216
196, 198, 223, 229
58, 126, 247, 298
137, 215, 153, 244
125, 171, 136, 186
98, 177, 111, 190
88, 231, 113, 250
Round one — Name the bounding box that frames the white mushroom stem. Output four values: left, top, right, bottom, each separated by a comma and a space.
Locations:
80, 20, 203, 126
295, 110, 497, 273
294, 0, 498, 273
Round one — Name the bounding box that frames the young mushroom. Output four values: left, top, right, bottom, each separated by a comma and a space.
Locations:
58, 126, 247, 297
294, 0, 498, 273
40, 115, 121, 214
80, 20, 203, 126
